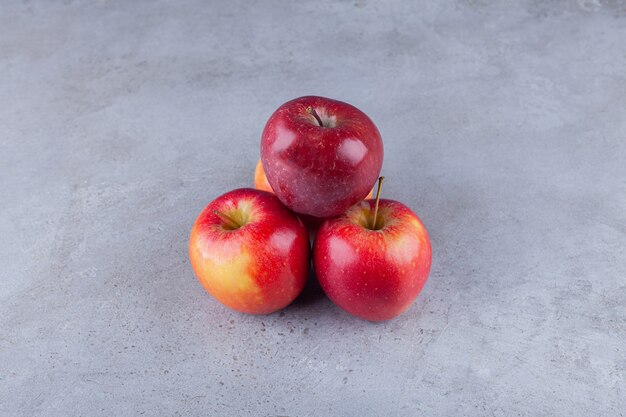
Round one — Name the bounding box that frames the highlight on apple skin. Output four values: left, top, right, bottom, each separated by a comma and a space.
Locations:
261, 96, 383, 218
189, 188, 310, 314
313, 199, 432, 321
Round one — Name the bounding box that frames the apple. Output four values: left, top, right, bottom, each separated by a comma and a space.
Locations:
313, 178, 432, 321
189, 188, 310, 314
260, 96, 383, 218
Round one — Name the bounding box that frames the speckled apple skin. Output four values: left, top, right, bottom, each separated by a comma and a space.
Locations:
260, 96, 383, 218
313, 199, 432, 321
189, 188, 310, 314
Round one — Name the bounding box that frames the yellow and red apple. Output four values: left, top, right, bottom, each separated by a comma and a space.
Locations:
254, 159, 273, 193
189, 188, 310, 314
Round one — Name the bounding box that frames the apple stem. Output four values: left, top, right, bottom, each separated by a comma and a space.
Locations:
214, 210, 239, 229
307, 106, 324, 127
371, 176, 385, 230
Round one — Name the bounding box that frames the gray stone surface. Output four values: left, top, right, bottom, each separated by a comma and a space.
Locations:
1, 0, 625, 415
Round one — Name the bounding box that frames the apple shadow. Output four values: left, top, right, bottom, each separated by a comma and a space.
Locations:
289, 264, 326, 308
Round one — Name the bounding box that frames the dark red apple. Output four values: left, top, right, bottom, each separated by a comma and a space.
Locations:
260, 96, 383, 218
313, 179, 432, 321
189, 188, 310, 314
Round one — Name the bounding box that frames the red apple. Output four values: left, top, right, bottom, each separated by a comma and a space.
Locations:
260, 96, 383, 218
189, 188, 310, 314
313, 179, 431, 321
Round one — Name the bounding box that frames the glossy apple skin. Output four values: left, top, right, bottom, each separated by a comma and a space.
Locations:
189, 188, 310, 314
261, 96, 383, 218
313, 199, 432, 321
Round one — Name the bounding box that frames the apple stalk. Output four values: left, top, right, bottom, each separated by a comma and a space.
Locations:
214, 210, 241, 229
371, 176, 385, 230
306, 106, 324, 127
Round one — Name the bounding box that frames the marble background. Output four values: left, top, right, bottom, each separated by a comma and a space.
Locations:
1, 1, 625, 415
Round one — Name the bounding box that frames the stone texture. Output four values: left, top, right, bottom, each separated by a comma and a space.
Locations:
1, 0, 625, 416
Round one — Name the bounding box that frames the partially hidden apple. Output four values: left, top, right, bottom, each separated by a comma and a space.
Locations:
261, 96, 383, 218
313, 178, 432, 321
189, 188, 310, 314
254, 159, 273, 193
